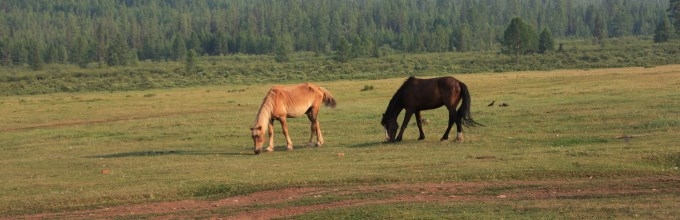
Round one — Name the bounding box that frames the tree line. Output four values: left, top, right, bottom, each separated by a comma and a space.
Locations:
0, 0, 677, 70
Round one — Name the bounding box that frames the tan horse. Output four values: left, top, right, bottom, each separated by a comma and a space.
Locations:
250, 83, 336, 154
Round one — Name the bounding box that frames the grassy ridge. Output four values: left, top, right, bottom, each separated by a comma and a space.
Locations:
0, 65, 679, 217
2, 38, 680, 96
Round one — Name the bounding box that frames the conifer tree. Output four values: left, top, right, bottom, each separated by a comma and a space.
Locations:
185, 49, 197, 74
334, 37, 351, 63
72, 36, 90, 68
452, 24, 472, 52
669, 0, 680, 36
502, 17, 537, 64
538, 28, 555, 53
172, 34, 187, 61
274, 34, 293, 63
0, 37, 9, 66
27, 40, 43, 70
654, 17, 673, 43
107, 34, 129, 66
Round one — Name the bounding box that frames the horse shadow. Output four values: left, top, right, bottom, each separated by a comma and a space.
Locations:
346, 141, 383, 148
86, 142, 385, 158
255, 141, 383, 152
84, 150, 250, 158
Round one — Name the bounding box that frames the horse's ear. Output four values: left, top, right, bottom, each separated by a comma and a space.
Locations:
250, 125, 262, 131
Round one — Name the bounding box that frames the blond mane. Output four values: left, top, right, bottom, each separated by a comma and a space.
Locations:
253, 89, 276, 129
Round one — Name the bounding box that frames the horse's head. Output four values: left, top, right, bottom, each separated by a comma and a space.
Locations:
381, 113, 398, 142
250, 125, 265, 154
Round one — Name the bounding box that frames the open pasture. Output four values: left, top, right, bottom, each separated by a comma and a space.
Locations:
1, 65, 679, 218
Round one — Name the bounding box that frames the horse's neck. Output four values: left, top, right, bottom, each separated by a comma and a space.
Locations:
384, 98, 403, 119
254, 95, 275, 128
255, 109, 271, 128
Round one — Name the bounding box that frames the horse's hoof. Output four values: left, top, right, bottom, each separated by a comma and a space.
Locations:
266, 147, 274, 152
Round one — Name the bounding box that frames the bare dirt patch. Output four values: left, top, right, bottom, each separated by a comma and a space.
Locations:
14, 175, 680, 219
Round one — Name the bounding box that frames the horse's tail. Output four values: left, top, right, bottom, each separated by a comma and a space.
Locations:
458, 82, 484, 127
319, 87, 337, 108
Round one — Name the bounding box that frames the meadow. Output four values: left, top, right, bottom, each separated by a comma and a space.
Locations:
1, 64, 679, 218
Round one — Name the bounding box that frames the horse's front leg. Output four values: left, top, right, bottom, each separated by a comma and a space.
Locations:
279, 117, 294, 150
306, 110, 323, 147
414, 111, 425, 140
396, 111, 414, 141
266, 120, 275, 152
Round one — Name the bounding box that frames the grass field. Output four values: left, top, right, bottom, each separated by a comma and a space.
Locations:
1, 65, 679, 218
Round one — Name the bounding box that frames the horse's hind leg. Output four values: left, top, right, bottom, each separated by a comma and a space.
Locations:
414, 111, 425, 140
307, 110, 323, 147
441, 110, 457, 141
452, 112, 464, 142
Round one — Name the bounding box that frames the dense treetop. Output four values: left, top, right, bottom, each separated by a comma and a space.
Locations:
0, 0, 671, 67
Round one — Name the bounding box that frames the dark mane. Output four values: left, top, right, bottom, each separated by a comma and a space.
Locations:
395, 77, 415, 96
388, 76, 416, 105
381, 77, 415, 125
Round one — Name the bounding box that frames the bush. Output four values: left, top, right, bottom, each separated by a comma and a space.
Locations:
360, 85, 374, 91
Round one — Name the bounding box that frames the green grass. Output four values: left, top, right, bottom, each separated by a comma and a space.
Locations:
0, 65, 679, 218
285, 194, 680, 219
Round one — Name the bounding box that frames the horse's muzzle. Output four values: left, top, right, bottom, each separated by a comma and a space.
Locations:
254, 149, 261, 155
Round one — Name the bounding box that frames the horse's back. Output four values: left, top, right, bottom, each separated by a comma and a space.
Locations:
410, 76, 460, 89
269, 83, 316, 96
433, 76, 460, 87
268, 83, 326, 117
402, 76, 461, 110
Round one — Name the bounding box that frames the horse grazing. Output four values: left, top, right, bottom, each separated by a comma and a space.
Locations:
381, 76, 482, 142
250, 83, 336, 154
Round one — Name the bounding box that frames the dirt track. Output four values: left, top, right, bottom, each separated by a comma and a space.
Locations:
15, 175, 680, 219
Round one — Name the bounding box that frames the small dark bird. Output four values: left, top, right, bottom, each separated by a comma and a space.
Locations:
498, 102, 509, 107
487, 101, 495, 106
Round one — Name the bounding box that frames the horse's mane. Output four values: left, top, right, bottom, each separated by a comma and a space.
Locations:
395, 76, 415, 96
253, 89, 276, 128
382, 77, 416, 124
391, 76, 416, 104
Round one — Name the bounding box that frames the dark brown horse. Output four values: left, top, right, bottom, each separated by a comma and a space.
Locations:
381, 76, 482, 142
